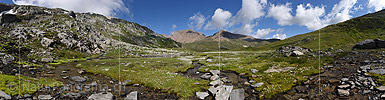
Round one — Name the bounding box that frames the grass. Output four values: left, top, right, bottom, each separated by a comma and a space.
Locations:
193, 51, 335, 99
76, 57, 209, 99
369, 72, 385, 86
0, 74, 62, 96
48, 58, 87, 65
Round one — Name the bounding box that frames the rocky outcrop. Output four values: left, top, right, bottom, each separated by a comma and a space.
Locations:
0, 91, 11, 100
353, 39, 385, 49
88, 92, 114, 100
277, 46, 312, 57
0, 53, 14, 65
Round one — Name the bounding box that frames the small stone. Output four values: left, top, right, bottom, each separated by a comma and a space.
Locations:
196, 92, 209, 99
41, 58, 53, 63
377, 86, 385, 92
78, 70, 85, 74
210, 75, 220, 81
88, 92, 113, 100
239, 73, 246, 76
341, 78, 349, 82
124, 91, 137, 100
209, 80, 224, 86
71, 76, 86, 82
363, 90, 371, 94
338, 89, 349, 96
38, 95, 52, 100
244, 82, 250, 85
338, 84, 350, 89
200, 73, 211, 80
250, 69, 259, 74
251, 82, 264, 88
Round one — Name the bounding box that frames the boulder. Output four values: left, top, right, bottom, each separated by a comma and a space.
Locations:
353, 39, 385, 49
377, 86, 385, 92
0, 91, 11, 100
337, 89, 349, 96
292, 51, 304, 56
369, 69, 385, 75
195, 92, 209, 99
0, 14, 21, 24
124, 91, 137, 100
200, 73, 211, 80
215, 85, 233, 100
210, 70, 220, 75
88, 92, 113, 100
230, 88, 245, 100
277, 46, 311, 57
375, 39, 385, 48
209, 80, 224, 86
38, 95, 52, 100
0, 53, 14, 65
210, 75, 220, 81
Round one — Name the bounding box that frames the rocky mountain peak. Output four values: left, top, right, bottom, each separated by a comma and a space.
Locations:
163, 29, 206, 43
210, 30, 255, 41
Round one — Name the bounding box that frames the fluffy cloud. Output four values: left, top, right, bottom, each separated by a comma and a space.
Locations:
272, 33, 286, 40
253, 28, 275, 38
268, 0, 357, 30
12, 0, 129, 16
368, 0, 385, 11
188, 12, 206, 30
204, 8, 232, 30
231, 0, 266, 26
323, 0, 357, 25
267, 3, 293, 26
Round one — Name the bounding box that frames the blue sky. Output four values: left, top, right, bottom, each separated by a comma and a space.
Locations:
2, 0, 385, 39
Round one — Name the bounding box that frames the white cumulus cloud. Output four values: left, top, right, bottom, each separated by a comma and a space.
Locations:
231, 0, 266, 26
267, 3, 293, 26
12, 0, 129, 16
323, 0, 357, 25
188, 12, 206, 30
368, 0, 385, 11
204, 8, 232, 30
272, 33, 286, 40
171, 24, 177, 33
253, 28, 275, 38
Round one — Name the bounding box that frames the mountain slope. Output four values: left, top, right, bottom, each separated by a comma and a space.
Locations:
183, 30, 279, 52
253, 9, 385, 51
0, 3, 182, 60
162, 29, 206, 43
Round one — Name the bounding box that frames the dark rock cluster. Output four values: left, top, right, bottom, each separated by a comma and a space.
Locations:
353, 39, 385, 49
277, 46, 312, 57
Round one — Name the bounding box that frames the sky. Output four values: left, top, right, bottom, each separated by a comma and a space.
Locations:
2, 0, 385, 39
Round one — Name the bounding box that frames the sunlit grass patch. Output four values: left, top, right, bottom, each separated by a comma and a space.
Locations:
76, 57, 209, 98
0, 74, 62, 96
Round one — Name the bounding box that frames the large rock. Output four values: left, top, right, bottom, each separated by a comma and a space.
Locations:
230, 88, 245, 100
277, 46, 311, 57
337, 89, 349, 96
353, 39, 385, 49
200, 73, 211, 80
369, 69, 385, 75
377, 86, 385, 92
0, 53, 14, 65
210, 70, 220, 75
215, 85, 233, 100
41, 58, 53, 63
251, 82, 264, 88
0, 91, 11, 100
124, 91, 137, 100
250, 69, 259, 74
195, 92, 209, 99
88, 92, 114, 100
209, 80, 224, 86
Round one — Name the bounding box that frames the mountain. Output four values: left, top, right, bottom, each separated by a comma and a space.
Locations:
182, 30, 280, 51
162, 29, 206, 43
252, 9, 385, 51
0, 3, 182, 60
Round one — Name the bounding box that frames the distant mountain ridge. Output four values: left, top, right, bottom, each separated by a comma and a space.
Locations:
162, 29, 206, 43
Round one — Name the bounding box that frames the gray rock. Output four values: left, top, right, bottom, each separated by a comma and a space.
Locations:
64, 93, 81, 99
230, 88, 245, 100
195, 92, 209, 99
41, 37, 54, 47
124, 91, 137, 100
71, 76, 86, 82
200, 73, 211, 80
88, 92, 113, 100
0, 53, 14, 65
277, 46, 312, 57
0, 91, 11, 100
210, 75, 220, 81
38, 95, 52, 100
338, 89, 349, 96
208, 86, 219, 94
375, 39, 385, 48
292, 50, 304, 56
121, 80, 131, 85
353, 39, 377, 49
209, 80, 224, 86
341, 78, 349, 82
369, 69, 385, 75
41, 58, 53, 63
377, 86, 385, 92
338, 84, 350, 89
250, 69, 259, 74
210, 70, 220, 75
251, 82, 264, 88
363, 90, 371, 94
215, 85, 233, 100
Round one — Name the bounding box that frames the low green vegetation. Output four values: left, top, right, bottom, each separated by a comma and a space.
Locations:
369, 73, 385, 86
48, 58, 87, 65
0, 74, 62, 96
76, 58, 209, 99
194, 51, 335, 99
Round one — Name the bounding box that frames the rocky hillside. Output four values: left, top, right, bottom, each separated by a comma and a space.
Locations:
252, 9, 385, 51
183, 30, 279, 52
0, 3, 182, 61
162, 29, 206, 43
